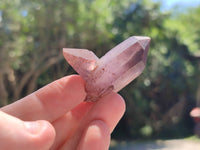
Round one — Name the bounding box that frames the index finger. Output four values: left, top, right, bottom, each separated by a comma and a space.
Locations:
1, 75, 86, 122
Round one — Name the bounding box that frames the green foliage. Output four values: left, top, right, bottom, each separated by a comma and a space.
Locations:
165, 6, 200, 54
111, 0, 199, 139
140, 125, 153, 137
0, 0, 199, 139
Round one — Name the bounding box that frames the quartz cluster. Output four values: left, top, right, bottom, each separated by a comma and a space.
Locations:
63, 36, 151, 102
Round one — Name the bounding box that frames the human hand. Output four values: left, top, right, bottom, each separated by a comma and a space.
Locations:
0, 75, 125, 150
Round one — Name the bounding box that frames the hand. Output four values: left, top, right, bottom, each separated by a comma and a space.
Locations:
0, 75, 125, 150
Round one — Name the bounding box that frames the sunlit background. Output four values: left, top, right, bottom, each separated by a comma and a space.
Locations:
0, 0, 200, 149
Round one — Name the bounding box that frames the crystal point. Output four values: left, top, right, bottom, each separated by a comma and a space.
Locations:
63, 36, 151, 101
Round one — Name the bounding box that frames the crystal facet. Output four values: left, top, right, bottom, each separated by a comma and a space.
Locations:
63, 36, 151, 101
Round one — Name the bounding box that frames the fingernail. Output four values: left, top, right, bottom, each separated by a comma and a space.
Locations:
24, 121, 42, 134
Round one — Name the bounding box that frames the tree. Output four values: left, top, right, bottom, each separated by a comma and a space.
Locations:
0, 0, 113, 105
165, 6, 200, 106
110, 0, 199, 138
0, 0, 199, 139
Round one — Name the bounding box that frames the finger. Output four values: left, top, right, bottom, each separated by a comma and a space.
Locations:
0, 111, 55, 150
76, 120, 110, 150
57, 93, 125, 150
50, 102, 94, 150
1, 75, 86, 122
88, 93, 126, 133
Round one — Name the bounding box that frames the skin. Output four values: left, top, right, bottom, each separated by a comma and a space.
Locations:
0, 75, 125, 150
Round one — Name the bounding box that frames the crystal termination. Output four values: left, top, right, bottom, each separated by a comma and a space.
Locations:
63, 36, 151, 102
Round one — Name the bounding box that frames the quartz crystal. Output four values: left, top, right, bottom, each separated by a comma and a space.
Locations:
63, 36, 151, 102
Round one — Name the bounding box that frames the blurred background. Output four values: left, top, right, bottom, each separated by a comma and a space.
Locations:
0, 0, 200, 149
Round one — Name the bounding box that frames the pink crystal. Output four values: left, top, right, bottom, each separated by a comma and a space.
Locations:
63, 36, 151, 102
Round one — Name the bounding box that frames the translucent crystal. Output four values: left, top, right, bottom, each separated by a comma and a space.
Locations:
63, 36, 151, 101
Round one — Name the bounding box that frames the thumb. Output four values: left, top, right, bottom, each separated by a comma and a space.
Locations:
0, 111, 55, 150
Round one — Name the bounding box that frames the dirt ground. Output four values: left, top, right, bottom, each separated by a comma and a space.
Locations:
110, 139, 200, 150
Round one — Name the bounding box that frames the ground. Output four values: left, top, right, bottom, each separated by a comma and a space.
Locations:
110, 139, 200, 150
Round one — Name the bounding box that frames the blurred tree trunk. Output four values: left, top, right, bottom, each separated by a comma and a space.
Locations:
0, 0, 112, 104
0, 74, 8, 106
163, 95, 186, 124
12, 53, 63, 100
26, 53, 63, 94
196, 62, 200, 107
13, 69, 35, 100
